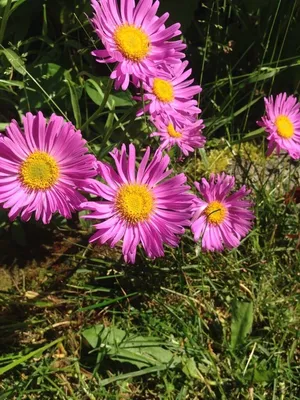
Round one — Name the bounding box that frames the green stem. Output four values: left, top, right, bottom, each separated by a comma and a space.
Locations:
99, 101, 145, 154
0, 0, 12, 45
80, 78, 114, 132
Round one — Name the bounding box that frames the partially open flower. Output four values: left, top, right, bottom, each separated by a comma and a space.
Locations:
151, 112, 205, 157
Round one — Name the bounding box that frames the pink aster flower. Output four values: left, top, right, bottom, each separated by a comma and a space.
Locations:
191, 174, 254, 251
257, 93, 300, 159
0, 112, 96, 224
80, 144, 193, 263
90, 0, 186, 90
136, 61, 202, 118
151, 113, 206, 157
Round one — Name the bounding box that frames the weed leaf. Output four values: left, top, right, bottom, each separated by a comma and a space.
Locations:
230, 299, 253, 349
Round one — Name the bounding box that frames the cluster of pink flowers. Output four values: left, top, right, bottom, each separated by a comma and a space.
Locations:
3, 0, 299, 264
91, 0, 205, 158
84, 0, 255, 262
0, 112, 254, 263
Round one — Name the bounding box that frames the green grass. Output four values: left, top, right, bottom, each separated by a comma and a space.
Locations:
0, 0, 300, 398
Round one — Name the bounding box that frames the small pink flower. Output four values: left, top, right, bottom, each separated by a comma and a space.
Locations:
0, 112, 96, 223
81, 144, 193, 263
136, 61, 202, 118
257, 93, 300, 159
90, 0, 185, 90
151, 113, 205, 157
191, 174, 255, 251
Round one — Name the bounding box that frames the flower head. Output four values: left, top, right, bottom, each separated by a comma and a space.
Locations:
0, 112, 96, 223
91, 0, 185, 90
257, 93, 300, 159
137, 61, 201, 118
81, 144, 193, 263
191, 174, 254, 251
151, 113, 206, 156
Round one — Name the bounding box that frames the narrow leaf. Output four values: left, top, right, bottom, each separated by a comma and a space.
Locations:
0, 337, 63, 375
0, 48, 26, 75
66, 79, 82, 127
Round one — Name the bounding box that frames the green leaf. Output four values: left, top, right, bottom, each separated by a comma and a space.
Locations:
0, 48, 25, 75
99, 364, 168, 386
85, 77, 133, 108
0, 337, 63, 375
85, 79, 104, 106
82, 325, 182, 369
0, 78, 24, 88
244, 361, 275, 383
19, 63, 68, 111
0, 0, 12, 44
230, 299, 253, 349
78, 292, 137, 312
182, 358, 203, 380
66, 78, 82, 127
111, 336, 181, 369
82, 324, 126, 349
81, 325, 102, 349
253, 368, 274, 383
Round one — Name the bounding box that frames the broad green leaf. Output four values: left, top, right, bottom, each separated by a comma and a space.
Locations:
85, 77, 133, 108
244, 360, 275, 383
82, 325, 104, 349
111, 336, 180, 368
85, 79, 104, 106
109, 348, 157, 369
82, 325, 182, 369
230, 299, 253, 349
82, 324, 126, 349
182, 358, 203, 380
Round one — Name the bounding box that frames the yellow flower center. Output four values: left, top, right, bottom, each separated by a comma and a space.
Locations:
275, 115, 294, 139
115, 183, 154, 224
153, 78, 174, 103
114, 24, 150, 62
204, 201, 227, 225
167, 123, 182, 138
20, 151, 59, 190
